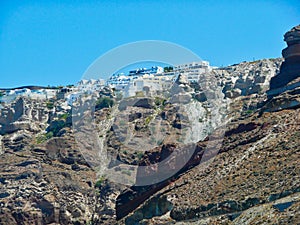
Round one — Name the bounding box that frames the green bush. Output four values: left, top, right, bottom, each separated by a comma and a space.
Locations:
154, 97, 166, 107
95, 176, 106, 188
95, 97, 114, 110
245, 110, 253, 115
58, 113, 69, 121
136, 152, 144, 160
45, 131, 54, 139
36, 131, 53, 144
145, 115, 153, 126
46, 101, 54, 109
164, 66, 173, 72
47, 120, 66, 136
36, 135, 45, 144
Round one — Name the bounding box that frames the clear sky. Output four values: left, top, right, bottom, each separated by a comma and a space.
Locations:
0, 0, 299, 88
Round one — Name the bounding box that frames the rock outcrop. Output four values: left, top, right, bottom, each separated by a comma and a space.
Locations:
269, 25, 300, 94
0, 97, 50, 135
119, 102, 300, 224
213, 58, 282, 98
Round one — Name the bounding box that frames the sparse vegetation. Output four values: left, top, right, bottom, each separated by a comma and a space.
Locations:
58, 113, 69, 121
94, 175, 106, 188
46, 101, 54, 109
145, 115, 153, 126
249, 60, 260, 64
150, 125, 156, 133
157, 139, 163, 145
245, 109, 254, 115
47, 120, 67, 136
150, 137, 156, 144
135, 91, 144, 97
154, 97, 166, 108
36, 131, 53, 144
160, 127, 166, 132
164, 66, 173, 72
136, 152, 144, 160
95, 97, 114, 110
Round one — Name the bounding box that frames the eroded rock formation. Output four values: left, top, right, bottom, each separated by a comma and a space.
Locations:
269, 25, 300, 91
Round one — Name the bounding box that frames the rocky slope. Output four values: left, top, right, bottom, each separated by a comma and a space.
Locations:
118, 93, 300, 224
0, 26, 299, 224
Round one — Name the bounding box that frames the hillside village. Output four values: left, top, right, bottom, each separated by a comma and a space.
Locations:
0, 60, 212, 106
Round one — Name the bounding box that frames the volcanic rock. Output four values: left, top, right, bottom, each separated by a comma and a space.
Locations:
269, 25, 300, 92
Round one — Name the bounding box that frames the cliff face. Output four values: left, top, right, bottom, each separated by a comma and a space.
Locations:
270, 25, 300, 91
215, 58, 282, 98
0, 98, 50, 135
0, 98, 100, 224
0, 53, 299, 224
120, 99, 300, 224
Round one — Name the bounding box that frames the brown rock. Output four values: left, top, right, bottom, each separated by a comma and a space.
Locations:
270, 25, 300, 90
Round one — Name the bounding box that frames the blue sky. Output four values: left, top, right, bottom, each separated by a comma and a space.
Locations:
0, 0, 299, 88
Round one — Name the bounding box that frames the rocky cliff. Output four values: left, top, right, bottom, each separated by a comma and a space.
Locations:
269, 25, 300, 94
0, 27, 299, 225
216, 58, 282, 98
118, 96, 300, 224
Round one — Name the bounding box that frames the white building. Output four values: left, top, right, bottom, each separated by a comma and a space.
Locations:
0, 88, 58, 104
173, 61, 211, 83
44, 89, 57, 99
123, 74, 173, 98
104, 61, 211, 98
173, 61, 209, 71
106, 74, 131, 90
77, 79, 105, 92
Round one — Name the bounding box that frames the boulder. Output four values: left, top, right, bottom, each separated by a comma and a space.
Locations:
118, 98, 154, 110
175, 74, 189, 85
194, 92, 207, 102
170, 93, 192, 104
